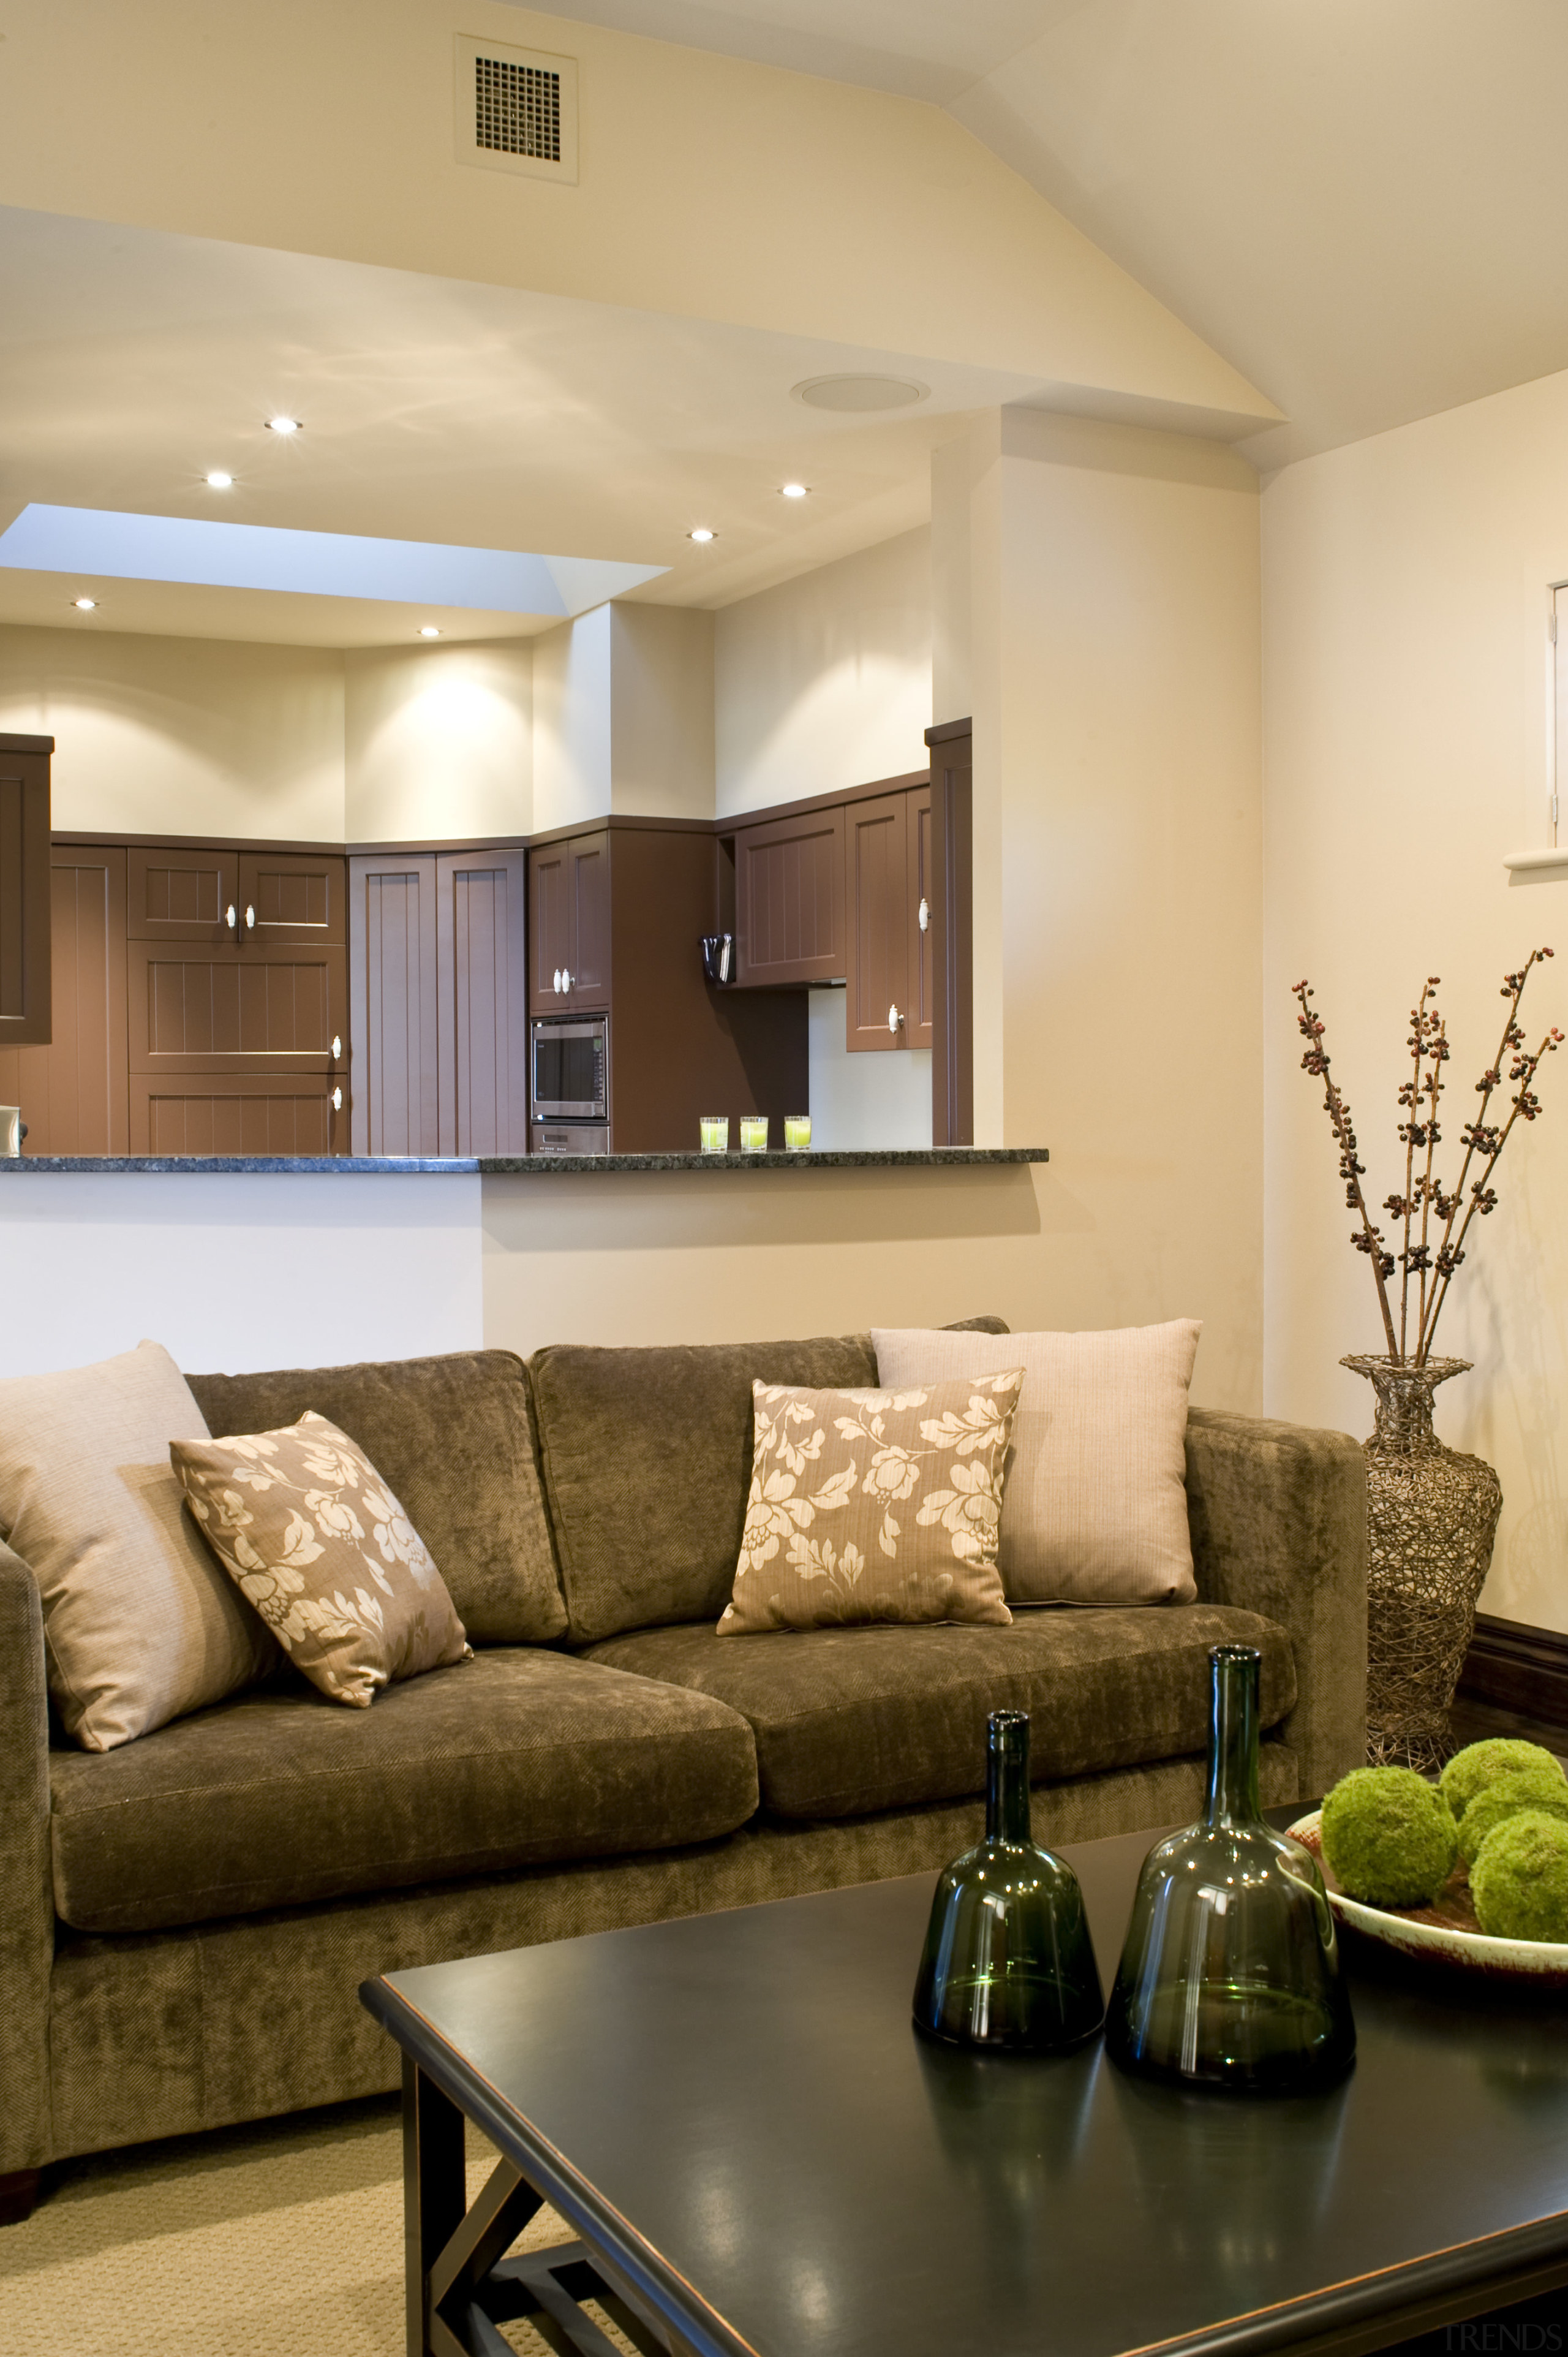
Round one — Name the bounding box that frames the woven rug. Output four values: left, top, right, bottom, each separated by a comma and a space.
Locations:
0, 2097, 633, 2357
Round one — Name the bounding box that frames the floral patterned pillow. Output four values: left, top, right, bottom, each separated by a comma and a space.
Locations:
170, 1412, 470, 1706
718, 1371, 1024, 1635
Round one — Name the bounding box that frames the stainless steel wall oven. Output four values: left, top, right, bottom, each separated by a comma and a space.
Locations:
529, 1014, 608, 1153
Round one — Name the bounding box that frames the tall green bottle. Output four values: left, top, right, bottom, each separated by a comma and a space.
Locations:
912, 1709, 1104, 2052
1105, 1644, 1355, 2094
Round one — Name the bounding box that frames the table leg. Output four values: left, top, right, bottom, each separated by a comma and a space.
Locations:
402, 2056, 467, 2357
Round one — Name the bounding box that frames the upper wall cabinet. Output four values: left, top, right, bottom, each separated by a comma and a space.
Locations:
0, 735, 54, 1048
734, 804, 845, 986
846, 784, 932, 1053
530, 829, 609, 1012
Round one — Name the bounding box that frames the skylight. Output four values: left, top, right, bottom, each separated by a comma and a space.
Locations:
0, 506, 666, 618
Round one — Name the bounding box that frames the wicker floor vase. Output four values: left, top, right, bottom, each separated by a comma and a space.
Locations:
1342, 1355, 1502, 1774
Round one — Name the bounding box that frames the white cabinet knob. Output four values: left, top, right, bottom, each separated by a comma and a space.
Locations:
563, 970, 575, 993
331, 1035, 341, 1061
331, 1086, 343, 1111
553, 969, 562, 993
225, 904, 236, 930
918, 896, 930, 934
245, 905, 255, 931
888, 1004, 903, 1034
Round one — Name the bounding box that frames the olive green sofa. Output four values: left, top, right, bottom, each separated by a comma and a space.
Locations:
0, 1325, 1367, 2217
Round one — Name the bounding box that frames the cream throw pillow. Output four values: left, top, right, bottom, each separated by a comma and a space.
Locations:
172, 1412, 470, 1706
718, 1372, 1022, 1634
872, 1322, 1201, 1605
0, 1340, 277, 1751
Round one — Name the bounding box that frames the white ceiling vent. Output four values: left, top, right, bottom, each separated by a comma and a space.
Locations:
454, 34, 578, 184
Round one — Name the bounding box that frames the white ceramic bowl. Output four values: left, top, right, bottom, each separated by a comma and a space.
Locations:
1289, 1808, 1568, 1989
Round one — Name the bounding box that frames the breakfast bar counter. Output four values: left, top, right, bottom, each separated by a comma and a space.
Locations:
0, 1148, 1047, 1175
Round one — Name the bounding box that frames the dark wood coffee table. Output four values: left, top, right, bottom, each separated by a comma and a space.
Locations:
361, 1820, 1568, 2357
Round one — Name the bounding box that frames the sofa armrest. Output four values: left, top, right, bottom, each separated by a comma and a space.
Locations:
0, 1538, 53, 2174
1185, 1407, 1367, 1803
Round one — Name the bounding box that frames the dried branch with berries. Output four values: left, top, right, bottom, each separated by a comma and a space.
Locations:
1292, 952, 1563, 1365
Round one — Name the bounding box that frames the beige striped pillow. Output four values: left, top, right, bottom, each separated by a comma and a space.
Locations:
872, 1322, 1201, 1605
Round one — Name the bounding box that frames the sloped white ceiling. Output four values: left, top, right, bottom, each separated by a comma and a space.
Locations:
524, 0, 1568, 467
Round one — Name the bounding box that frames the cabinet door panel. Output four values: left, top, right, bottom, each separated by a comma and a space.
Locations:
0, 847, 127, 1152
131, 1074, 336, 1157
735, 807, 844, 985
529, 844, 571, 1012
129, 944, 344, 1072
437, 851, 529, 1156
239, 851, 346, 947
568, 832, 609, 1004
0, 748, 52, 1046
846, 794, 909, 1053
908, 785, 934, 1050
349, 854, 437, 1157
127, 846, 239, 942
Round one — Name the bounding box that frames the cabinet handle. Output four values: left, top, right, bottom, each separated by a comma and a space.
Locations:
331, 1086, 343, 1112
888, 1004, 903, 1034
331, 1035, 341, 1061
918, 896, 930, 934
563, 970, 575, 993
225, 904, 236, 930
552, 969, 562, 994
245, 905, 255, 931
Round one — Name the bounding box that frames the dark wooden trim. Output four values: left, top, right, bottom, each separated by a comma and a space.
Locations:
55, 830, 345, 857
924, 717, 973, 748
524, 812, 715, 849
715, 768, 930, 839
928, 725, 973, 1147
1460, 1613, 1568, 1730
0, 733, 55, 755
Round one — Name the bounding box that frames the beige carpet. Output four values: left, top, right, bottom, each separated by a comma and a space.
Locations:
0, 2098, 636, 2357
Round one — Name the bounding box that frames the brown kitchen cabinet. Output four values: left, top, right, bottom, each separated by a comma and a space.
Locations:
0, 842, 127, 1152
0, 734, 55, 1049
348, 852, 439, 1157
529, 829, 609, 1012
349, 845, 528, 1156
845, 784, 933, 1054
733, 804, 845, 986
126, 840, 348, 1156
437, 849, 529, 1155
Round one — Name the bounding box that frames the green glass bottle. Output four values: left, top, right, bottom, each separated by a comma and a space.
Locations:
912, 1709, 1104, 2052
1105, 1644, 1355, 2095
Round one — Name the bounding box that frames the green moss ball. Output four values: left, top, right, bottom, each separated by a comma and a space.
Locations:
1470, 1811, 1568, 1942
1457, 1767, 1568, 1865
1438, 1738, 1564, 1823
1320, 1766, 1458, 1907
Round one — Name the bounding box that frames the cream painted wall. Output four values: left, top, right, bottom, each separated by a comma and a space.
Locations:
344, 637, 532, 842
951, 409, 1265, 1408
0, 1173, 481, 1378
713, 527, 932, 816
609, 605, 714, 820
1263, 366, 1568, 1631
531, 608, 612, 832
0, 623, 345, 839
0, 3, 1276, 431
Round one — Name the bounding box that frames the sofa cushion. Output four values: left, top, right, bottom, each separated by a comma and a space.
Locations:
48, 1649, 759, 1933
529, 1322, 1011, 1644
530, 1334, 880, 1640
186, 1350, 567, 1646
583, 1607, 1297, 1820
0, 1341, 277, 1752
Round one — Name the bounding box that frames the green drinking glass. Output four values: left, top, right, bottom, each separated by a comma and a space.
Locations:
912, 1710, 1104, 2052
1104, 1643, 1356, 2095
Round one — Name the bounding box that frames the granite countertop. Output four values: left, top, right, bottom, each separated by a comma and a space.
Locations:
0, 1148, 1048, 1176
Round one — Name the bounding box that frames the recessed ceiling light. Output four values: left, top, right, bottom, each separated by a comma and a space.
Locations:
265, 415, 302, 436
781, 482, 809, 499
688, 528, 716, 543
72, 596, 97, 611
205, 471, 233, 490
419, 626, 442, 638
791, 375, 927, 412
